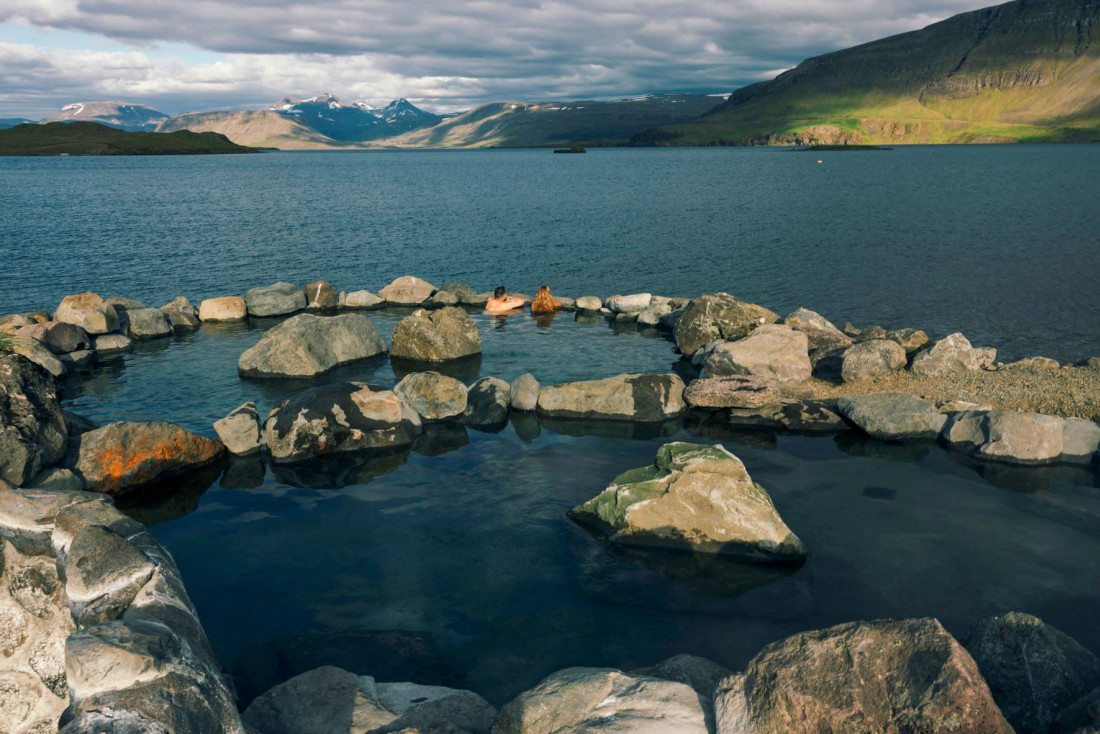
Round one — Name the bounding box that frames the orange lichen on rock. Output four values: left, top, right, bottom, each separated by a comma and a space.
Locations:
73, 422, 225, 494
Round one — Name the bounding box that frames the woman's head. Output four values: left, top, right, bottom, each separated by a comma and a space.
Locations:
530, 285, 556, 314
493, 286, 507, 299
536, 285, 551, 299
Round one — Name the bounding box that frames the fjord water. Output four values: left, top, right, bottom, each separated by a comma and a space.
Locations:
3, 147, 1100, 705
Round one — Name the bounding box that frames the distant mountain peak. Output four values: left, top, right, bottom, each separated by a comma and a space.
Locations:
41, 101, 169, 132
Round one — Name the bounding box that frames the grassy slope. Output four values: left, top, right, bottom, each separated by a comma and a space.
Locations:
643, 0, 1100, 145
0, 122, 259, 155
157, 110, 354, 150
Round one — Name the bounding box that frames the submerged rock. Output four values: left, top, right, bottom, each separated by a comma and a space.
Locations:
67, 421, 225, 495
379, 275, 437, 305
198, 296, 247, 322
684, 376, 779, 409
836, 393, 946, 440
394, 371, 468, 422
495, 667, 708, 734
570, 442, 806, 561
213, 402, 263, 455
264, 382, 422, 463
304, 280, 339, 310
390, 307, 482, 363
509, 373, 540, 412
0, 354, 67, 487
910, 332, 996, 377
840, 339, 907, 382
54, 293, 120, 335
715, 618, 1011, 734
238, 313, 387, 379
673, 293, 779, 357
244, 282, 307, 317
462, 377, 511, 427
537, 373, 686, 423
703, 325, 811, 384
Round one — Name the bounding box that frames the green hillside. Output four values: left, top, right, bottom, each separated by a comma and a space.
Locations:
0, 121, 260, 155
638, 0, 1100, 146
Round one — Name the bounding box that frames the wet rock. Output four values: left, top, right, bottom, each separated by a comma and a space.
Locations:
394, 371, 468, 422
575, 296, 603, 311
59, 350, 96, 371
509, 373, 539, 412
427, 290, 460, 308
8, 335, 66, 378
166, 310, 201, 335
558, 296, 576, 311
637, 302, 673, 327
684, 376, 779, 409
702, 325, 811, 384
245, 282, 307, 317
304, 280, 339, 310
390, 307, 482, 363
674, 293, 779, 357
462, 377, 510, 428
886, 327, 930, 354
264, 383, 422, 463
607, 293, 653, 313
495, 667, 708, 733
238, 313, 387, 379
0, 354, 67, 487
16, 321, 91, 354
836, 393, 946, 440
124, 309, 172, 340
715, 618, 1011, 734
1062, 418, 1100, 463
840, 339, 907, 382
198, 296, 247, 322
213, 402, 263, 455
93, 333, 133, 354
965, 611, 1100, 734
780, 400, 848, 432
910, 332, 996, 377
343, 290, 384, 310
68, 421, 225, 495
537, 373, 686, 423
379, 275, 437, 305
63, 525, 155, 626
54, 293, 120, 335
570, 442, 806, 561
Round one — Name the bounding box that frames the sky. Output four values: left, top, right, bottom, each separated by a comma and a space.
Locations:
0, 0, 990, 118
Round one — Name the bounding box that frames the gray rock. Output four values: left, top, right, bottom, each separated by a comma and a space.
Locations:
1062, 418, 1100, 463
390, 307, 482, 363
166, 310, 200, 335
510, 373, 539, 412
63, 525, 155, 626
938, 399, 992, 413
1002, 356, 1061, 370
658, 308, 683, 331
980, 410, 1064, 464
575, 296, 603, 311
965, 611, 1100, 734
304, 280, 339, 310
15, 321, 91, 354
239, 313, 387, 379
673, 293, 779, 357
374, 680, 497, 733
54, 293, 120, 335
124, 309, 172, 340
59, 350, 96, 370
264, 383, 422, 463
637, 302, 673, 327
8, 336, 66, 378
537, 373, 686, 423
632, 655, 732, 732
0, 354, 67, 487
570, 442, 806, 561
886, 328, 930, 354
105, 296, 147, 311
93, 333, 134, 354
836, 393, 946, 440
198, 296, 247, 322
941, 410, 990, 450
558, 296, 576, 312
64, 618, 182, 697
0, 487, 99, 556
213, 402, 263, 455
427, 290, 460, 308
495, 667, 708, 734
442, 282, 477, 300
159, 295, 198, 317
606, 293, 653, 313
462, 377, 510, 427
244, 282, 307, 317
840, 339, 907, 382
51, 497, 143, 559
393, 372, 468, 422
780, 401, 848, 432
910, 332, 996, 377
24, 467, 84, 492
702, 325, 811, 384
343, 290, 384, 310
715, 618, 1010, 734
379, 275, 437, 305
683, 376, 779, 409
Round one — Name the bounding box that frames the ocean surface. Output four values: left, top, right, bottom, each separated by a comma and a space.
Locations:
3, 147, 1100, 707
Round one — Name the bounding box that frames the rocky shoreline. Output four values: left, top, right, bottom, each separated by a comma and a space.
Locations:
2, 277, 1099, 732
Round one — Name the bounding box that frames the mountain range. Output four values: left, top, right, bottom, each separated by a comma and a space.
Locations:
40, 102, 169, 132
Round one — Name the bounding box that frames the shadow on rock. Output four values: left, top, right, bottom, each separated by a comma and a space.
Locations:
270, 449, 409, 490
113, 460, 225, 526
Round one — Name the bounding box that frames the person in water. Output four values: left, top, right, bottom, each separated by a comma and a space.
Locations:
485, 286, 526, 313
529, 285, 563, 315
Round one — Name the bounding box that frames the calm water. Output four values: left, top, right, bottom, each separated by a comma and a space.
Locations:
3, 147, 1099, 706
3, 146, 1100, 362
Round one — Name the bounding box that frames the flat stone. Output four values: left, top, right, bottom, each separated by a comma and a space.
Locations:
606, 293, 653, 313
462, 377, 510, 427
54, 293, 120, 335
1003, 356, 1061, 370
509, 373, 540, 412
238, 313, 387, 379
124, 309, 172, 340
394, 371, 468, 422
636, 302, 672, 327
841, 339, 907, 382
93, 333, 133, 354
213, 402, 263, 455
703, 325, 811, 384
537, 373, 686, 423
198, 296, 247, 322
0, 488, 97, 556
674, 293, 779, 357
631, 655, 732, 733
379, 275, 437, 305
836, 393, 946, 440
65, 618, 183, 697
683, 376, 780, 409
343, 290, 384, 309
244, 282, 307, 317
390, 307, 482, 363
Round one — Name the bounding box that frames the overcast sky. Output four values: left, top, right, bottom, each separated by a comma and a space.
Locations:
0, 0, 988, 118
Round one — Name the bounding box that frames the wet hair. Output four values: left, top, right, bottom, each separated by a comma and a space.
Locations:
493, 286, 506, 299
530, 285, 557, 315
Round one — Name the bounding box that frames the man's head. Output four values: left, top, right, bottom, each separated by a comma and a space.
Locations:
493, 286, 506, 299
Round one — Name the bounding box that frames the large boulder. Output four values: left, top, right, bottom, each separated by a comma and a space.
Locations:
124, 308, 172, 340
244, 282, 307, 317
673, 293, 779, 357
836, 393, 946, 440
239, 313, 387, 379
965, 611, 1100, 734
571, 442, 806, 561
683, 376, 779, 409
715, 618, 1011, 734
537, 373, 686, 423
702, 325, 811, 384
54, 293, 120, 335
390, 307, 482, 363
0, 354, 67, 486
393, 371, 468, 422
1063, 418, 1100, 462
67, 422, 225, 495
264, 383, 422, 463
911, 332, 996, 377
379, 275, 437, 305
840, 339, 907, 382
15, 321, 91, 354
495, 667, 708, 734
213, 402, 263, 455
198, 296, 247, 322
462, 377, 511, 428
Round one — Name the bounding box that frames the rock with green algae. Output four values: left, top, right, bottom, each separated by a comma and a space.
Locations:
569, 442, 806, 562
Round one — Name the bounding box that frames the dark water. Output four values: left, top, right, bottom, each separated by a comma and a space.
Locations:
59, 309, 1100, 707
3, 146, 1100, 362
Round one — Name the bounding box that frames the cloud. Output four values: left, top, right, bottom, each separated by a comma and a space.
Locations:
0, 0, 988, 116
